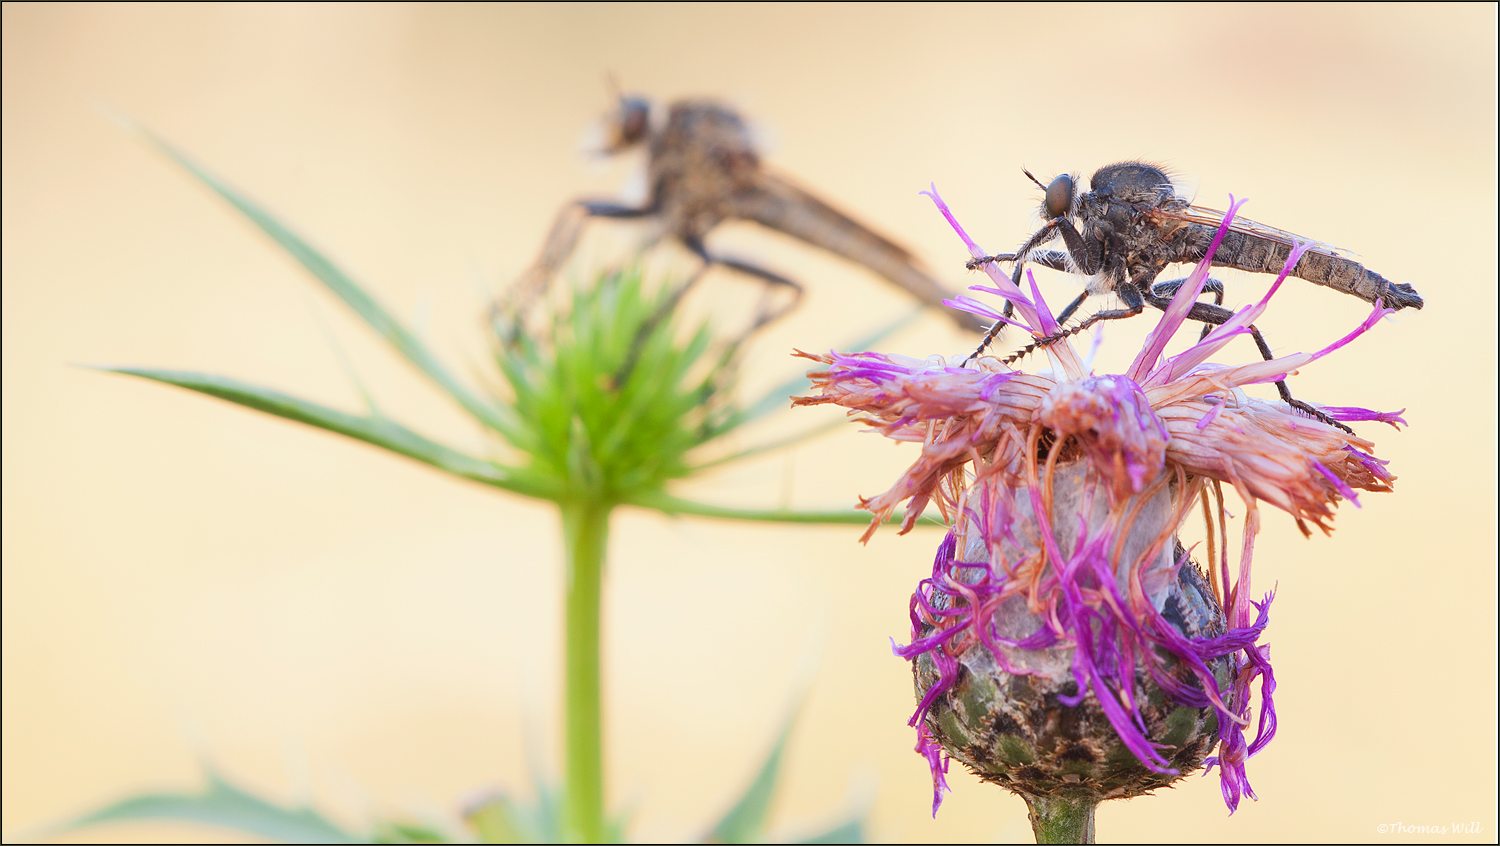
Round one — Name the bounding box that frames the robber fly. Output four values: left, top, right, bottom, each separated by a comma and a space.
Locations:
501, 93, 988, 336
968, 162, 1423, 427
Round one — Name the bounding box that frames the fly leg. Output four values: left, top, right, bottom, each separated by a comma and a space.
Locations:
1149, 276, 1225, 340
964, 248, 1072, 362
1144, 277, 1354, 434
966, 214, 1096, 362
1000, 280, 1147, 365
614, 235, 803, 386
1052, 289, 1093, 326
493, 199, 658, 344
680, 235, 804, 334
965, 299, 1015, 363
963, 214, 1085, 272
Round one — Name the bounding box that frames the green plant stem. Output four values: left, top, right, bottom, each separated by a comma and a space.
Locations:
1023, 794, 1098, 844
628, 490, 945, 526
561, 498, 612, 843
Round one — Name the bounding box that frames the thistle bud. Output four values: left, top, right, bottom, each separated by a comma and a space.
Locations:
912, 492, 1231, 804
898, 378, 1246, 818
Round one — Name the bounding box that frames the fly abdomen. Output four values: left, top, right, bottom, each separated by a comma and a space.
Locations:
1210, 229, 1424, 311
1285, 250, 1424, 310
1208, 228, 1289, 276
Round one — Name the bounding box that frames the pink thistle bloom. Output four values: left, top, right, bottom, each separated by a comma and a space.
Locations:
794, 189, 1402, 817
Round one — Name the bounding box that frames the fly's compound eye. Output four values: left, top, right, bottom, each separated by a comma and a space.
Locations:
1043, 174, 1074, 219
612, 97, 651, 148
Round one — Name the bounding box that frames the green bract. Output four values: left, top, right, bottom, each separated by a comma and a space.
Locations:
494, 269, 728, 502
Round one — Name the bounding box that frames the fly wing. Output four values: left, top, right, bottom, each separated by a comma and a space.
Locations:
1153, 204, 1353, 259
1149, 202, 1418, 309
735, 169, 918, 262
734, 170, 986, 331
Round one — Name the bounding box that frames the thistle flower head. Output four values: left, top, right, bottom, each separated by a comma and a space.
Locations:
794, 189, 1402, 817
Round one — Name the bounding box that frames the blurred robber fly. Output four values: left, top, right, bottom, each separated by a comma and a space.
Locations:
498, 92, 988, 341
968, 162, 1424, 428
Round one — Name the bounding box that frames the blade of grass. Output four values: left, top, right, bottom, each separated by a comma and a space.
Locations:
50, 768, 363, 844
705, 714, 796, 844
796, 818, 865, 844
111, 113, 514, 436
96, 366, 559, 501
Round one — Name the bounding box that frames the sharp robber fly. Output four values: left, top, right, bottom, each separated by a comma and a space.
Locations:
500, 93, 989, 339
968, 161, 1424, 428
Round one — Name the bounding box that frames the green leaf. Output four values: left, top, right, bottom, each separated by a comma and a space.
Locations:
702, 711, 869, 844
705, 715, 796, 844
96, 366, 560, 502
53, 768, 363, 843
462, 781, 630, 844
463, 793, 534, 843
462, 781, 573, 844
796, 817, 865, 844
373, 820, 454, 843
529, 779, 565, 844
113, 114, 513, 436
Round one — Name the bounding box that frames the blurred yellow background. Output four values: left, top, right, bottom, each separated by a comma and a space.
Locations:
3, 4, 1494, 842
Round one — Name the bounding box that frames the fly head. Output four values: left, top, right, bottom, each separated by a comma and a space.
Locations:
1024, 168, 1077, 221
605, 95, 652, 152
